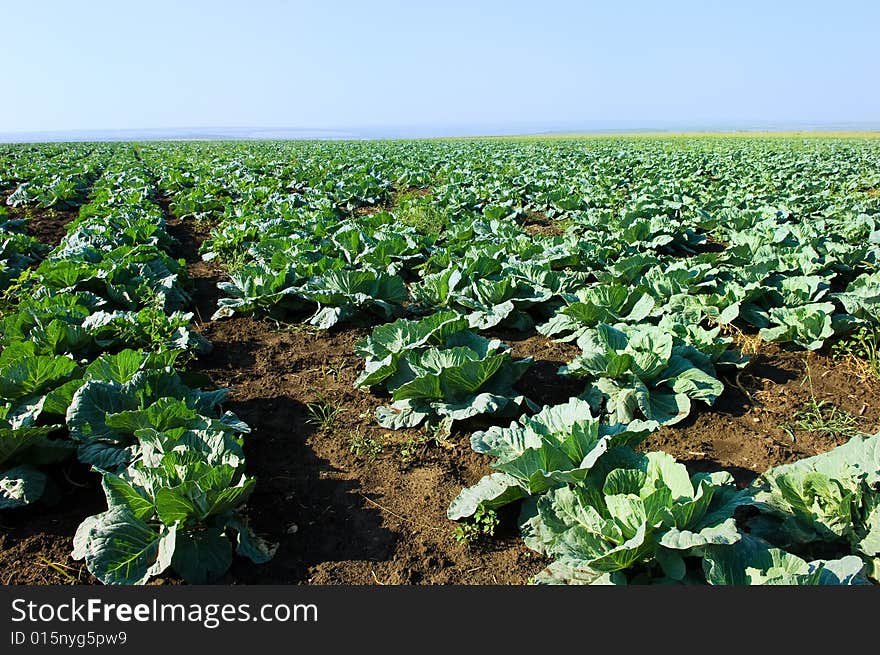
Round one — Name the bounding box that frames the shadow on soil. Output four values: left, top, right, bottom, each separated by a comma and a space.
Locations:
222, 394, 395, 584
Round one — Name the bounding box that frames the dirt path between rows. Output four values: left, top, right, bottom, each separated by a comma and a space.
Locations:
645, 343, 880, 485
4, 204, 79, 248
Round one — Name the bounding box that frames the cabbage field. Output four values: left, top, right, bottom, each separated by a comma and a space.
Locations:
1, 136, 879, 585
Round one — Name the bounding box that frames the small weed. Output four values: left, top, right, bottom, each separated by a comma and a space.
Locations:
222, 249, 252, 275
397, 435, 429, 466
831, 327, 880, 382
348, 431, 384, 460
783, 370, 864, 440
192, 214, 215, 232
39, 557, 83, 583
320, 362, 344, 381
305, 400, 342, 432
272, 321, 318, 336
452, 507, 499, 546
137, 286, 166, 311
554, 217, 575, 232
397, 424, 448, 466
786, 397, 862, 439
0, 269, 32, 318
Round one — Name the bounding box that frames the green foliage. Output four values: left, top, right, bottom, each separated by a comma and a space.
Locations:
786, 398, 863, 440
1, 226, 50, 292
0, 146, 272, 585
452, 507, 499, 546
744, 433, 880, 582
782, 370, 867, 441
538, 285, 655, 342
832, 326, 880, 381
306, 401, 342, 433
702, 534, 868, 585
348, 431, 384, 460
448, 397, 656, 520
521, 451, 749, 584
561, 323, 728, 425
394, 191, 445, 234
354, 312, 535, 433
6, 135, 880, 586
73, 428, 273, 585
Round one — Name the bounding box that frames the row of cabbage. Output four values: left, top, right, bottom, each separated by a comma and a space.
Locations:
139, 138, 880, 585
0, 147, 273, 584
1, 146, 109, 293
1, 207, 49, 293
0, 144, 108, 210
351, 308, 879, 585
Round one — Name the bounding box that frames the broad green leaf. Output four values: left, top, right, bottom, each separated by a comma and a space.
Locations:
73, 507, 175, 585
171, 528, 233, 584
447, 472, 527, 520
0, 465, 48, 508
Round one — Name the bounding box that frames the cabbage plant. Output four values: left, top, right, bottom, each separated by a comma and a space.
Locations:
561, 323, 726, 425
355, 311, 534, 432
448, 398, 656, 520
521, 451, 748, 584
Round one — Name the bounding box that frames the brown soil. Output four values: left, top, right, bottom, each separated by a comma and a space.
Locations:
159, 196, 224, 324
490, 329, 583, 408
522, 209, 566, 236
4, 205, 79, 247
352, 204, 388, 216
0, 463, 104, 584
190, 317, 543, 584
396, 186, 432, 199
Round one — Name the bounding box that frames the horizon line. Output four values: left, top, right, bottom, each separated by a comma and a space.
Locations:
2, 121, 880, 144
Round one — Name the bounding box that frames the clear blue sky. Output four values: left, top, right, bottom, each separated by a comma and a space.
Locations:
1, 0, 877, 133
